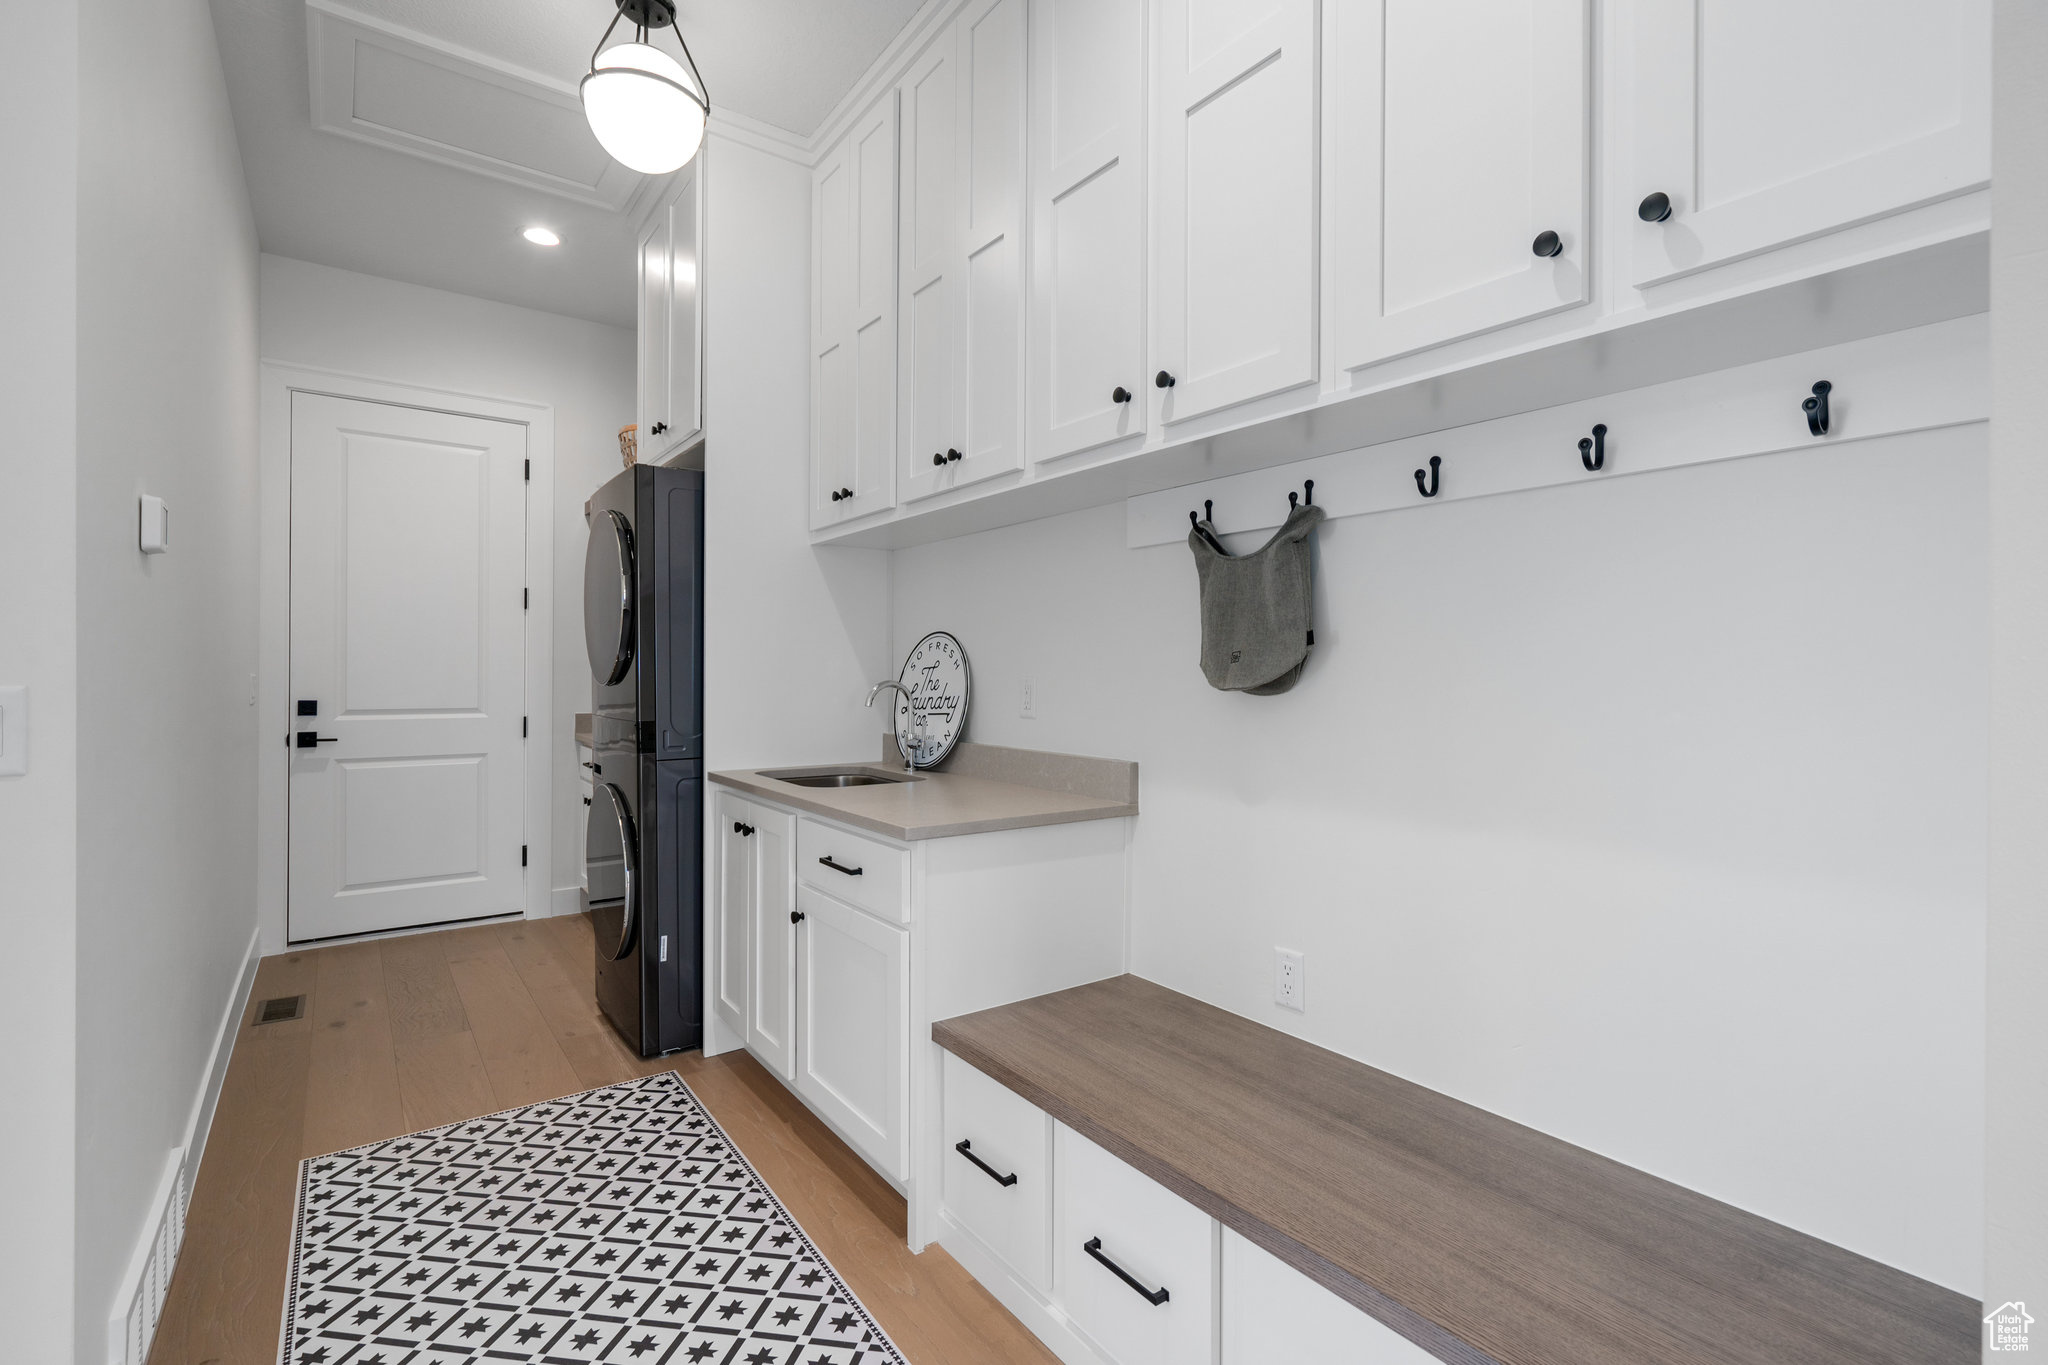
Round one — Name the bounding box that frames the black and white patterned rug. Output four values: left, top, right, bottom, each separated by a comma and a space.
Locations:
280, 1071, 909, 1365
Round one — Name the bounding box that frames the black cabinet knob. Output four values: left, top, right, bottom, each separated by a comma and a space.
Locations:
1112, 386, 1132, 404
1155, 371, 1176, 389
790, 910, 806, 924
946, 448, 962, 463
830, 489, 843, 502
1531, 229, 1562, 258
841, 487, 854, 499
932, 452, 946, 467
733, 820, 744, 833
651, 421, 668, 435
1638, 191, 1672, 223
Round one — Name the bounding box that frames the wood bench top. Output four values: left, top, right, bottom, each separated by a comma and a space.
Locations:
932, 974, 1975, 1365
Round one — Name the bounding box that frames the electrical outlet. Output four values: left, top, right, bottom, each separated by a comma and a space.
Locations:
1274, 948, 1304, 1012
1020, 678, 1037, 719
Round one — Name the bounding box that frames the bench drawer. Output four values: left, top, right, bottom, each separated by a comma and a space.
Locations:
1222, 1227, 1439, 1364
942, 1053, 1053, 1291
796, 817, 908, 922
1055, 1123, 1215, 1365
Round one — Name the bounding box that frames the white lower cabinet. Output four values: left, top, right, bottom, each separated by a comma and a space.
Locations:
941, 1051, 1053, 1291
794, 885, 911, 1181
1221, 1228, 1438, 1365
1055, 1124, 1216, 1365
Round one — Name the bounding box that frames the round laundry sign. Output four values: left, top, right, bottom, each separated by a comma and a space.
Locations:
895, 631, 971, 767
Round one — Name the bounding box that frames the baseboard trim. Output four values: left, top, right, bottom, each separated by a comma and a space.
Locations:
182, 925, 261, 1167
937, 1212, 1108, 1365
550, 885, 585, 918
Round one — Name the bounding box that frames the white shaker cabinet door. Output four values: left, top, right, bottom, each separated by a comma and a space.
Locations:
712, 791, 752, 1042
1153, 0, 1319, 423
1330, 0, 1590, 370
746, 803, 797, 1082
1626, 0, 1990, 288
660, 162, 703, 457
897, 38, 960, 505
794, 887, 910, 1181
811, 98, 900, 527
1030, 0, 1148, 463
636, 208, 672, 449
950, 0, 1027, 494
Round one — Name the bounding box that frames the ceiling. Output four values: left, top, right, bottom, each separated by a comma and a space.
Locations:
209, 0, 924, 327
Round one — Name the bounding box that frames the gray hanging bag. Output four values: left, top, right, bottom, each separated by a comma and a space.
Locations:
1189, 503, 1325, 694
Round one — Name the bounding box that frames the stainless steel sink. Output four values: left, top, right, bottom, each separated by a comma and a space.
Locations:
763, 767, 920, 788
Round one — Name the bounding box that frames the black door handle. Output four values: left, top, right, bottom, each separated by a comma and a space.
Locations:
295, 732, 339, 748
954, 1139, 1018, 1187
818, 855, 863, 877
1082, 1237, 1169, 1305
790, 910, 806, 924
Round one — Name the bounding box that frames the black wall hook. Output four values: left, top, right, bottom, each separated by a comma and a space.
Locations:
1579, 422, 1607, 472
1287, 480, 1316, 513
1415, 456, 1441, 499
1803, 381, 1832, 437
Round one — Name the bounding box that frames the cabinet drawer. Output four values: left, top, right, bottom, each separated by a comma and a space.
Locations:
1221, 1227, 1437, 1364
1055, 1123, 1215, 1365
942, 1052, 1052, 1291
797, 817, 909, 922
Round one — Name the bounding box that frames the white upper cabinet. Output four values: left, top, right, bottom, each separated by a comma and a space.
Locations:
898, 0, 1027, 506
1152, 0, 1320, 422
1330, 0, 1591, 371
1031, 0, 1148, 463
636, 162, 704, 461
1625, 0, 1991, 287
812, 98, 900, 527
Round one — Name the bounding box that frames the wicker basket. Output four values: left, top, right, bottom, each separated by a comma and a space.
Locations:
618, 424, 638, 468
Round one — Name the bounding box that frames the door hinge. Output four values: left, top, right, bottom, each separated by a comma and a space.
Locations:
521, 845, 528, 867
524, 458, 531, 482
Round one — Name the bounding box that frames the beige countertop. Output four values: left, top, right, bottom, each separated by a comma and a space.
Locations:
709, 740, 1138, 841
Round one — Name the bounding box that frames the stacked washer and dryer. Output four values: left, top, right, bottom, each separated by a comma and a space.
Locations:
582, 464, 704, 1056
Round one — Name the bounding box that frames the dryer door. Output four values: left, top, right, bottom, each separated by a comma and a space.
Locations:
586, 781, 638, 961
584, 508, 635, 685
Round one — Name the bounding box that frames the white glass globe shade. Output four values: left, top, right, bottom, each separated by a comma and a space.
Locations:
581, 42, 706, 175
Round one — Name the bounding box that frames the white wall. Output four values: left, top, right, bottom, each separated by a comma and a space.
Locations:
894, 420, 1987, 1293
1986, 0, 2048, 1336
0, 4, 80, 1358
258, 253, 635, 930
71, 0, 263, 1353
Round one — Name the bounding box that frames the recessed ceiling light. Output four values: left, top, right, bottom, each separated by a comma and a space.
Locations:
522, 226, 562, 247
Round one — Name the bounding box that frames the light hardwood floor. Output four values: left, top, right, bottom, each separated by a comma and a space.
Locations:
147, 912, 1057, 1365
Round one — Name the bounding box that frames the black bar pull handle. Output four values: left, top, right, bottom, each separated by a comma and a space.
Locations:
954, 1139, 1018, 1187
295, 732, 339, 748
1082, 1237, 1169, 1306
818, 855, 864, 877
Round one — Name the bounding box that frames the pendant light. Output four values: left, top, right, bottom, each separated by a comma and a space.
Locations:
581, 0, 710, 176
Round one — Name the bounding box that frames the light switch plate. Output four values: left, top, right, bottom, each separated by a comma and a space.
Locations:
0, 685, 26, 776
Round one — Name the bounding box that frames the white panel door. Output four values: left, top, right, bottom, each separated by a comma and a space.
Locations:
712, 790, 751, 1041
747, 803, 796, 1081
794, 886, 909, 1180
1154, 0, 1319, 422
896, 39, 961, 503
1221, 1228, 1439, 1364
1330, 0, 1590, 370
1031, 0, 1148, 462
812, 99, 900, 525
636, 210, 672, 448
1627, 0, 1990, 288
288, 393, 527, 941
811, 145, 854, 528
661, 161, 703, 455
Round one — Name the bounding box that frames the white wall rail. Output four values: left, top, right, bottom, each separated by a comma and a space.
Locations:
1126, 315, 1987, 548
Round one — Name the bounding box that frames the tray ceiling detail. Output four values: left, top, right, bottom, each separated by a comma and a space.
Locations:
306, 0, 652, 213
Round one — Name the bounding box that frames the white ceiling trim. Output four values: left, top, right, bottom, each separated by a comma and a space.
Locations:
305, 0, 654, 213
801, 0, 960, 160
